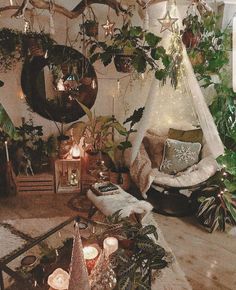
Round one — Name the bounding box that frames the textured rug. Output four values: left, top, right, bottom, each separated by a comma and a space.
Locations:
0, 217, 74, 289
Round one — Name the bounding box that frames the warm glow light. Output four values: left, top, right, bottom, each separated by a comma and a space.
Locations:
47, 268, 69, 290
103, 237, 118, 257
5, 141, 9, 162
83, 246, 99, 260
70, 144, 80, 159
233, 16, 236, 92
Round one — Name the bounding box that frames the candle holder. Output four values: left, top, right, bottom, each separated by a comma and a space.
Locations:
47, 268, 69, 290
83, 244, 100, 274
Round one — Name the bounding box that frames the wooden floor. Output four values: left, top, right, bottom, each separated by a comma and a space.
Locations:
0, 193, 235, 290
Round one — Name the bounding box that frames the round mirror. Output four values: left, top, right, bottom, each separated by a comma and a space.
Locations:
21, 45, 98, 123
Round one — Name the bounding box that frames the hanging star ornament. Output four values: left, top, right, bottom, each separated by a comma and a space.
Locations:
102, 17, 115, 37
158, 11, 178, 33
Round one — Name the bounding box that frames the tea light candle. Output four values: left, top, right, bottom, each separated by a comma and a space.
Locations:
5, 141, 9, 162
83, 245, 99, 273
47, 268, 69, 290
103, 237, 118, 257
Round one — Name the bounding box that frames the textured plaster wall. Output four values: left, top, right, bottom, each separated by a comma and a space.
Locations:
0, 1, 233, 137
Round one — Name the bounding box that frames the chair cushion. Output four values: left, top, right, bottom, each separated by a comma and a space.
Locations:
160, 139, 202, 175
143, 131, 166, 168
168, 128, 203, 144
152, 156, 218, 188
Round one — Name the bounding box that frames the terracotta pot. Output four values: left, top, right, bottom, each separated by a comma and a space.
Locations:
58, 136, 72, 159
189, 52, 204, 66
182, 30, 201, 49
83, 21, 99, 37
109, 171, 131, 191
114, 54, 133, 73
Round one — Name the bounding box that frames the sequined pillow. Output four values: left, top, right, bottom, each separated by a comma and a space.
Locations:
160, 139, 202, 175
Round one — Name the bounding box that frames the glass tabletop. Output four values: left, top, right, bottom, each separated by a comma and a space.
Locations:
1, 215, 102, 290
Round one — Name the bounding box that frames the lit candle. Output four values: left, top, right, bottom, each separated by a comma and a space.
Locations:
83, 245, 99, 273
112, 93, 115, 116
70, 144, 80, 159
5, 141, 9, 162
47, 268, 69, 290
103, 237, 118, 257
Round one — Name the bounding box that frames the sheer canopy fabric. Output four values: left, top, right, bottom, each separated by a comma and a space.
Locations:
131, 1, 224, 163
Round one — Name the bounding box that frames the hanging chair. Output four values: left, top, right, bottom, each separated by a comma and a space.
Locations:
129, 1, 224, 215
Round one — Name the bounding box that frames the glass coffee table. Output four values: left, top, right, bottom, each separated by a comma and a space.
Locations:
0, 215, 99, 290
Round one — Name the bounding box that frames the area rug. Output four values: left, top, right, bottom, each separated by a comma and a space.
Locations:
0, 216, 72, 262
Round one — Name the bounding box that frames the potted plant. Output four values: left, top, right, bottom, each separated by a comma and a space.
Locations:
96, 211, 170, 289
22, 30, 55, 57
82, 20, 99, 38
105, 107, 144, 190
89, 24, 171, 81
0, 28, 23, 72
181, 13, 203, 49
70, 101, 127, 173
81, 6, 99, 38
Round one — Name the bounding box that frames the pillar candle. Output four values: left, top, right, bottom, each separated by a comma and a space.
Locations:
103, 237, 118, 257
5, 141, 9, 162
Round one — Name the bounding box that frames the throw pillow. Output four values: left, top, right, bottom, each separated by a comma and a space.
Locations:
168, 128, 203, 145
143, 131, 167, 168
160, 139, 202, 175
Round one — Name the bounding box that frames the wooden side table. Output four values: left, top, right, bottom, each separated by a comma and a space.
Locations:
55, 159, 81, 194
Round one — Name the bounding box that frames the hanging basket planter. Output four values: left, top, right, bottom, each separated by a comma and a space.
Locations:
83, 20, 99, 37
189, 51, 205, 66
182, 30, 201, 49
27, 37, 45, 57
114, 54, 133, 73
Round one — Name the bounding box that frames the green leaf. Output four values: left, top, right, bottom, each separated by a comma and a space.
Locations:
155, 69, 166, 80
110, 122, 127, 136
135, 280, 149, 290
100, 52, 113, 66
123, 107, 144, 127
151, 46, 166, 60
118, 275, 132, 290
75, 101, 93, 121
139, 225, 157, 236
217, 150, 236, 175
151, 259, 168, 270
132, 54, 147, 73
224, 197, 236, 223
224, 180, 236, 192
145, 32, 161, 47
136, 236, 156, 253
89, 52, 101, 64
118, 141, 132, 151
0, 103, 19, 140
130, 26, 143, 37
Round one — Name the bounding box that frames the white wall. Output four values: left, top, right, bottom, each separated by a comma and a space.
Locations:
3, 1, 221, 138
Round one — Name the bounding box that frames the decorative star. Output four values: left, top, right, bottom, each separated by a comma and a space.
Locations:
102, 17, 115, 37
158, 11, 178, 33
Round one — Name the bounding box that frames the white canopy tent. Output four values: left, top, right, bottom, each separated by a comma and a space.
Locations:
131, 0, 224, 164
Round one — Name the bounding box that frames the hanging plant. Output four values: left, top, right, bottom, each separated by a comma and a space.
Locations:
0, 28, 23, 72
81, 6, 99, 37
22, 30, 55, 57
89, 24, 171, 82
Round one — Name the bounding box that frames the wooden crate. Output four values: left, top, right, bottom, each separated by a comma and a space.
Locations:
55, 159, 81, 194
16, 173, 54, 195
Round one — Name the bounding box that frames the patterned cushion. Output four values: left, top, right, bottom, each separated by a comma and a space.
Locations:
160, 139, 202, 175
143, 131, 166, 168
168, 128, 203, 145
